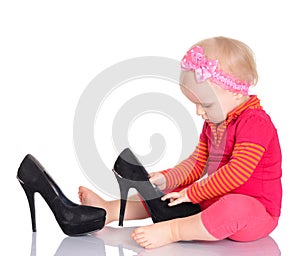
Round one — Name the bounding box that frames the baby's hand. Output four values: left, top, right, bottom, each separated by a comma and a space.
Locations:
161, 188, 191, 206
149, 172, 166, 190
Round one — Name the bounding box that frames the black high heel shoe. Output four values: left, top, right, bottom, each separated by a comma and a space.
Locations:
113, 148, 201, 226
17, 154, 106, 236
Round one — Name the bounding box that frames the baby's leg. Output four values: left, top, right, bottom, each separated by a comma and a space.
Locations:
131, 193, 278, 249
131, 213, 218, 249
78, 186, 149, 224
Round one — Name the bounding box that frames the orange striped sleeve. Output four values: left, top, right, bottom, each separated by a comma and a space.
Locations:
186, 142, 266, 203
161, 141, 208, 190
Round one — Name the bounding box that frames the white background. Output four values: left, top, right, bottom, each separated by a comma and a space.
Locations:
1, 0, 299, 255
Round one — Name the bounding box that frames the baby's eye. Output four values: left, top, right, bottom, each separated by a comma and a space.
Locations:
202, 104, 212, 109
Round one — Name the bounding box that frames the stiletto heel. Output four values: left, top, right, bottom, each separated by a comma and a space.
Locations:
17, 154, 106, 236
115, 175, 131, 226
113, 148, 201, 226
19, 182, 36, 232
119, 198, 127, 227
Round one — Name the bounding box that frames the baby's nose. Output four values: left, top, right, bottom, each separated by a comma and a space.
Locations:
196, 104, 205, 116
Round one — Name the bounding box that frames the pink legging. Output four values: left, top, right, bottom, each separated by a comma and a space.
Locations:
200, 194, 279, 241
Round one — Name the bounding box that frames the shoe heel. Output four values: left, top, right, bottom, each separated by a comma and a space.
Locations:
19, 181, 36, 232
114, 173, 131, 226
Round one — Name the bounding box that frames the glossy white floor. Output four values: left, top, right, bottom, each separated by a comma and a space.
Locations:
27, 226, 282, 256
5, 205, 284, 256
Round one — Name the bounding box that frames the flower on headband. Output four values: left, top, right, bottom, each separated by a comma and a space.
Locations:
180, 45, 251, 95
181, 45, 218, 82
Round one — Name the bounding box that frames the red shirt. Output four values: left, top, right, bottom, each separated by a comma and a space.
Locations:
163, 96, 282, 217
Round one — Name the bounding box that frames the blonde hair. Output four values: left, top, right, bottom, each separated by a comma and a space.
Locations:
194, 36, 258, 85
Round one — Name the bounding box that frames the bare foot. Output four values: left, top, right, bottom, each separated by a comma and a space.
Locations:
78, 186, 119, 224
78, 186, 106, 208
131, 220, 178, 249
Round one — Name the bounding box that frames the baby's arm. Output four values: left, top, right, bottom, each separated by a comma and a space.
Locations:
159, 140, 208, 191
160, 141, 266, 206
186, 142, 265, 203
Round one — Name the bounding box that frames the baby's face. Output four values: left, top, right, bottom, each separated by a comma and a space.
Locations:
179, 71, 238, 124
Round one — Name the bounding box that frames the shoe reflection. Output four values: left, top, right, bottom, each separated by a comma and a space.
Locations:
30, 233, 36, 256
29, 231, 106, 256
30, 226, 281, 256
54, 235, 106, 256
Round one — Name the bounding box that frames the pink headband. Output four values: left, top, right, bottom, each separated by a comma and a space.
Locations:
181, 45, 251, 95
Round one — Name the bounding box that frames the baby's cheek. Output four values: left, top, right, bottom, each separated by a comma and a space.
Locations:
207, 108, 226, 123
